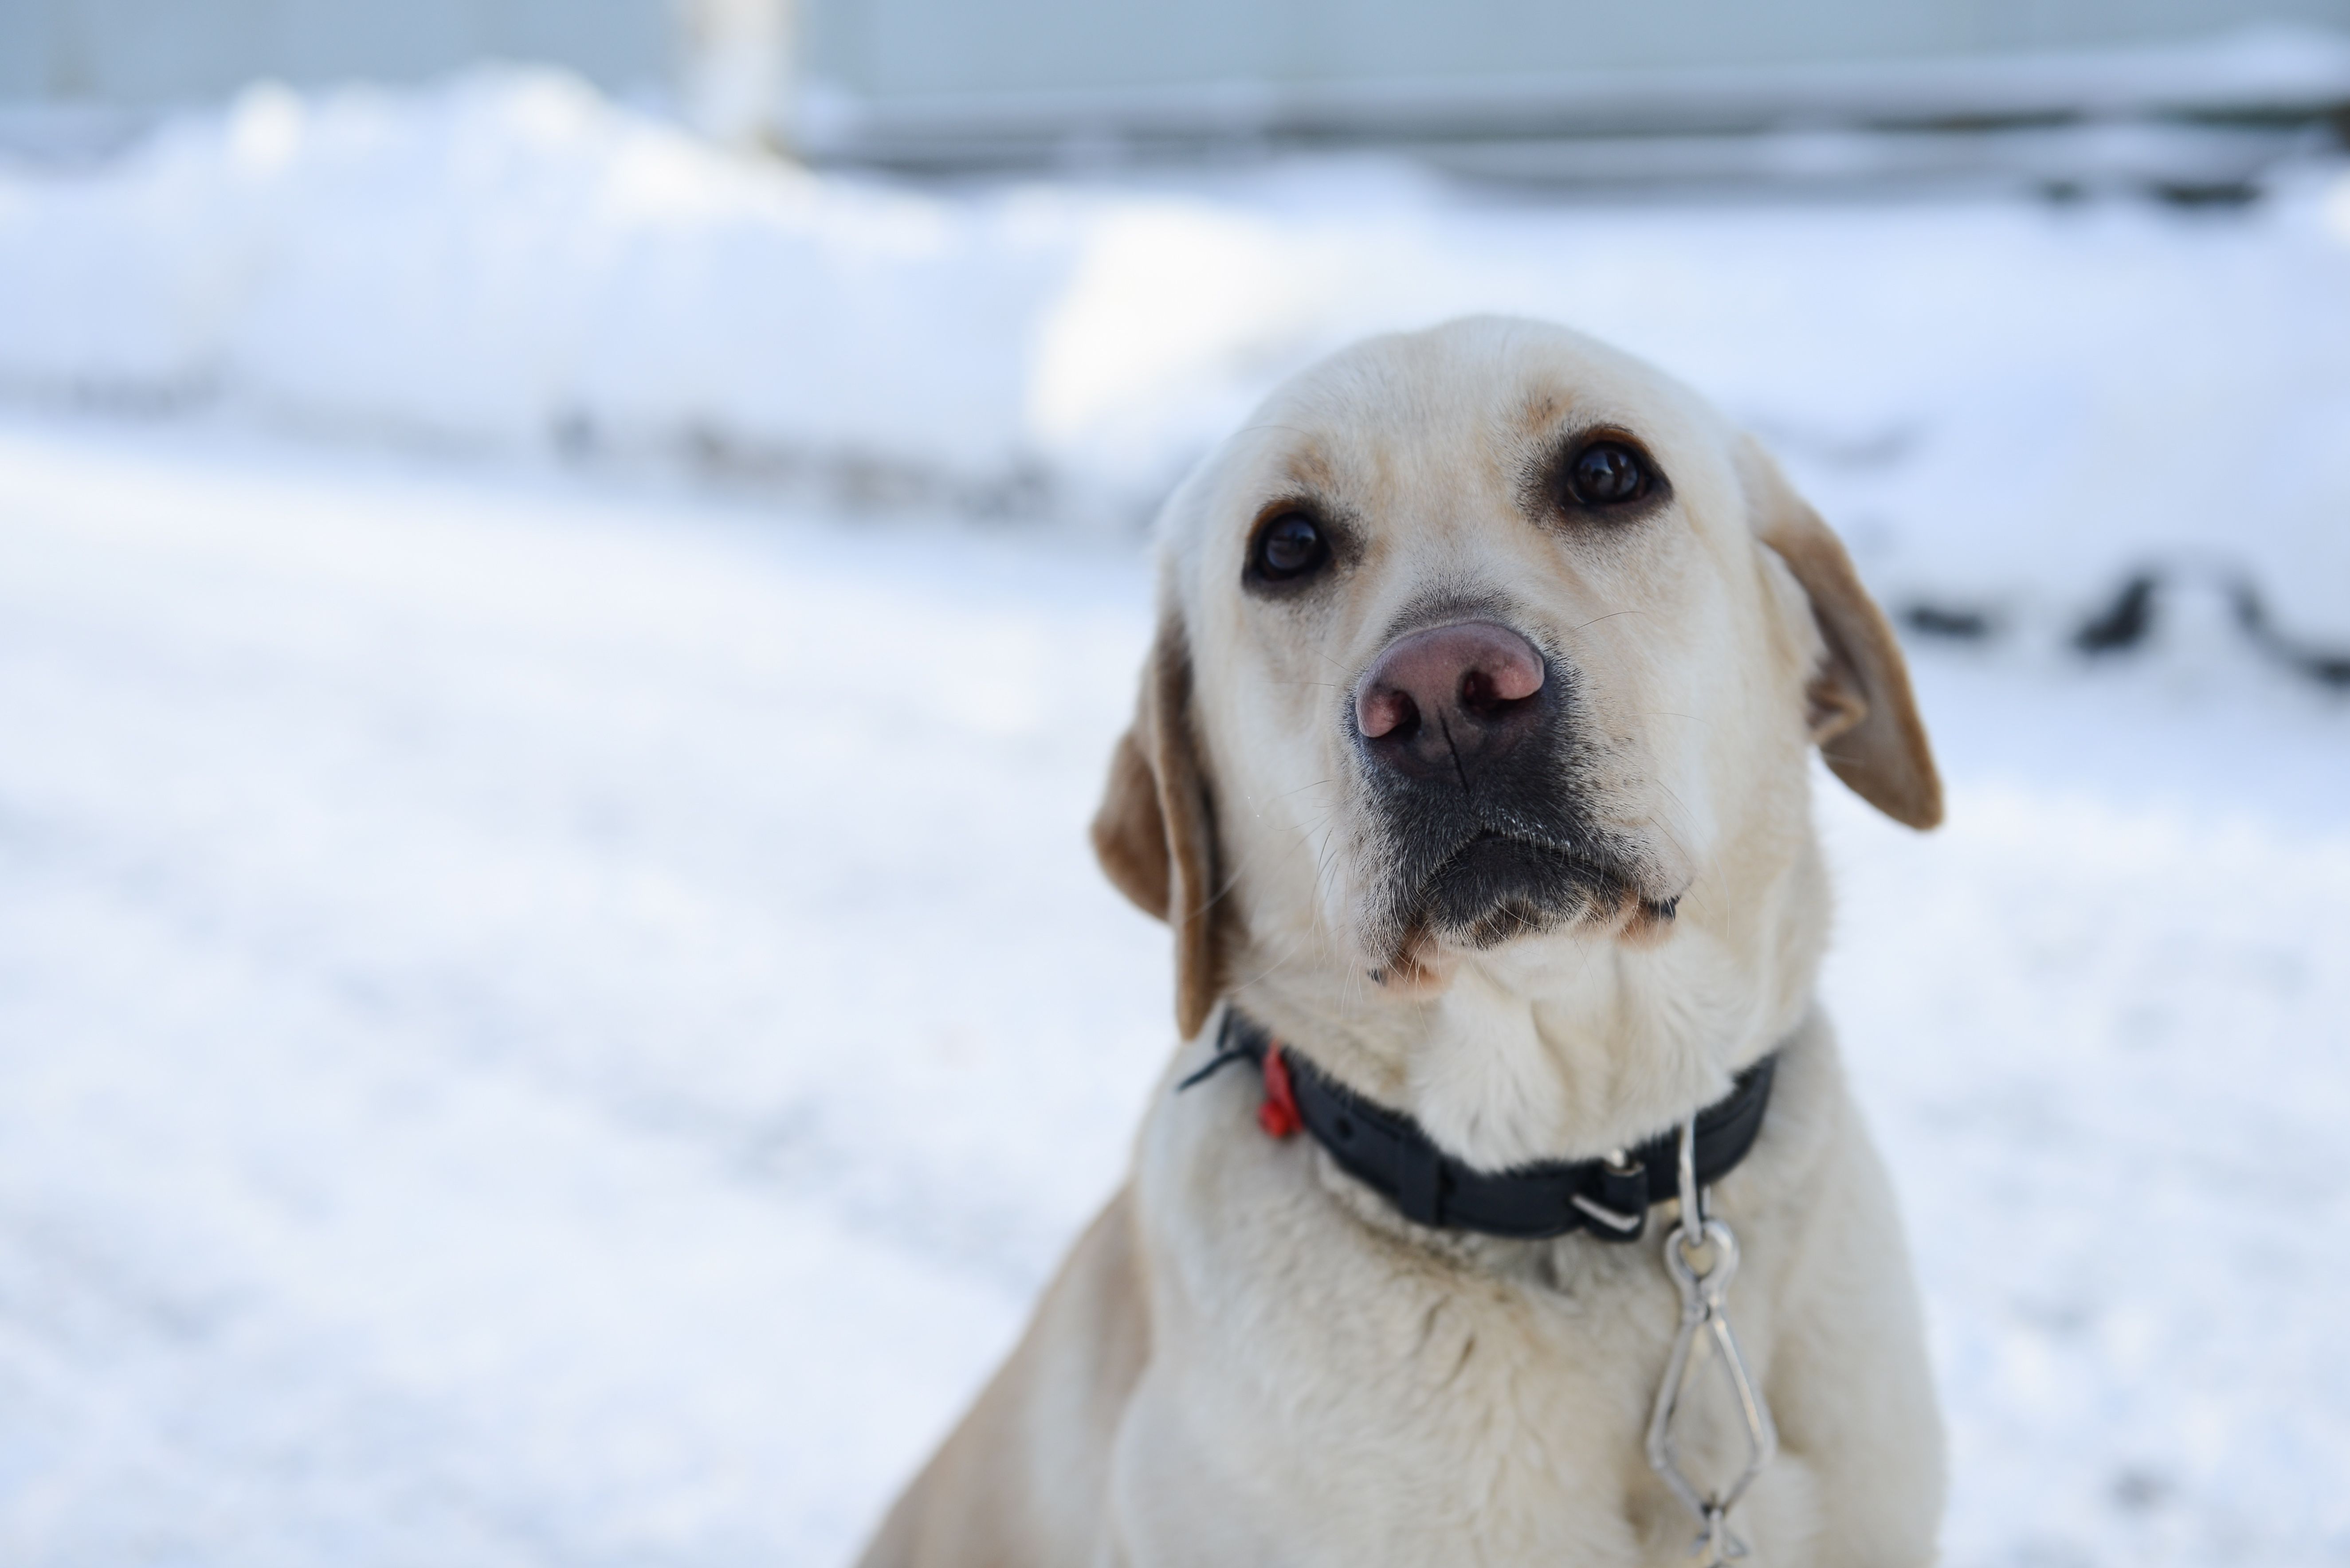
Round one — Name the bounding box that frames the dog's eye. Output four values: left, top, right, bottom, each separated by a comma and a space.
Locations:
1566, 441, 1651, 507
1251, 512, 1330, 581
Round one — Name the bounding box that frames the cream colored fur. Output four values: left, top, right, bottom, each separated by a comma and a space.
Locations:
858, 317, 1946, 1568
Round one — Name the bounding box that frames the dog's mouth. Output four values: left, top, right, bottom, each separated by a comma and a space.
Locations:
1384, 829, 1669, 956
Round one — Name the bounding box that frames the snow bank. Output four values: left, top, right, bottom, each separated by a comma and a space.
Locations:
0, 416, 2344, 1565
4, 69, 2350, 634
0, 74, 1070, 486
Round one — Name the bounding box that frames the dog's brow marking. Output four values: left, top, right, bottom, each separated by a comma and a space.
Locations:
1282, 447, 1341, 491
1519, 388, 1566, 435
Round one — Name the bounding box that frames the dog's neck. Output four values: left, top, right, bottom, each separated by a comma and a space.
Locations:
1240, 840, 1829, 1171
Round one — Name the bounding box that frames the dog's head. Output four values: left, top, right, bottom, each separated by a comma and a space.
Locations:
1095, 318, 1937, 1151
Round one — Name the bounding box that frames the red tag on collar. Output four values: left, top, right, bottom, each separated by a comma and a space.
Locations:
1257, 1044, 1302, 1140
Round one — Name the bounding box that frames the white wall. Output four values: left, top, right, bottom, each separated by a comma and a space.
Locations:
804, 0, 2350, 101
0, 0, 672, 104
792, 0, 2350, 161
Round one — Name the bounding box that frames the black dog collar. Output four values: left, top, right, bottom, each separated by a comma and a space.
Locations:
1189, 1010, 1777, 1244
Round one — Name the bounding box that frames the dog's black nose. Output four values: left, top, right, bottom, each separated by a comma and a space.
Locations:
1355, 621, 1547, 788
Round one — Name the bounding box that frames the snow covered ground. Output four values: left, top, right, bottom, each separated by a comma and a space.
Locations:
0, 410, 2343, 1567
0, 64, 2348, 1568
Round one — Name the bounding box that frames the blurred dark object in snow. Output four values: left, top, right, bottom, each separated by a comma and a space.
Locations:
2074, 573, 2160, 654
1896, 567, 2349, 693
1903, 602, 1999, 641
2074, 565, 2350, 689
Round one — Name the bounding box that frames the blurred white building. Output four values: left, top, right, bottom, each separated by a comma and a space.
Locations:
0, 0, 677, 156
3, 0, 2349, 186
0, 0, 667, 104
794, 0, 2350, 189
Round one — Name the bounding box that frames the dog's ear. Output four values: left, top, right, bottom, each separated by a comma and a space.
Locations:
1092, 606, 1225, 1038
1741, 438, 1943, 830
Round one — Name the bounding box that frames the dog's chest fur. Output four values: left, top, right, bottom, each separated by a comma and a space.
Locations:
1110, 1021, 1846, 1568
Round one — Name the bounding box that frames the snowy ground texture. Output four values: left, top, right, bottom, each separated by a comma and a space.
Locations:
0, 67, 2347, 1568
2, 413, 2346, 1568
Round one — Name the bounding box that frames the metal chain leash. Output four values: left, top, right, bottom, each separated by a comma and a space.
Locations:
1644, 1117, 1778, 1564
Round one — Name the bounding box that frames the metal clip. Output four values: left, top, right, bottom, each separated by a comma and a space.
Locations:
1645, 1119, 1777, 1564
1570, 1148, 1648, 1239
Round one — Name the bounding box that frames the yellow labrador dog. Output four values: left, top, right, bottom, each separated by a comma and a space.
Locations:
860, 316, 1945, 1567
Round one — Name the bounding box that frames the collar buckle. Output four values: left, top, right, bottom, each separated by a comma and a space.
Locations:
1569, 1151, 1649, 1241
